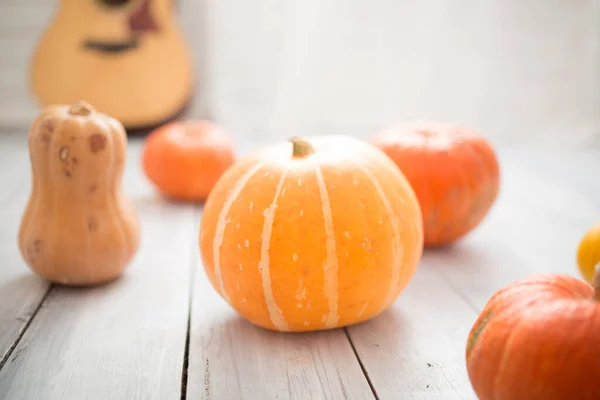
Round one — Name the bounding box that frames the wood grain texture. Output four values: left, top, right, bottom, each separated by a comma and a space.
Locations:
342, 145, 599, 399
0, 133, 598, 398
0, 132, 50, 369
0, 139, 198, 399
186, 247, 376, 400
426, 148, 600, 311
346, 260, 478, 400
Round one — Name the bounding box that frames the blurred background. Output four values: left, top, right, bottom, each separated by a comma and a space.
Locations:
1, 0, 599, 148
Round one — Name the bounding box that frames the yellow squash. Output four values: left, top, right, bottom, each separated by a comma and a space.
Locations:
577, 223, 600, 285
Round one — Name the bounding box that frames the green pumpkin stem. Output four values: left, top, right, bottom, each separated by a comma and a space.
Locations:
466, 312, 491, 358
290, 137, 315, 158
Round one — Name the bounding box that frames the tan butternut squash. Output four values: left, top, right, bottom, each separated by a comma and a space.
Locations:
30, 0, 193, 131
18, 101, 140, 286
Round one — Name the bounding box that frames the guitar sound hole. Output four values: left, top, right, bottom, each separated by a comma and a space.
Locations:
99, 0, 131, 8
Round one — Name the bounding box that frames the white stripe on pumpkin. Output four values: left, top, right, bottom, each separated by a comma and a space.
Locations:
258, 167, 290, 331
314, 162, 340, 329
213, 162, 266, 304
356, 162, 404, 308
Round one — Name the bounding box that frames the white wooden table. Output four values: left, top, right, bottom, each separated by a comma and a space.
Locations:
0, 129, 598, 399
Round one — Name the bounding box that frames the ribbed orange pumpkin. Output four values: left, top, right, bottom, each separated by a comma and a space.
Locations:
199, 135, 424, 332
466, 272, 600, 400
369, 122, 500, 247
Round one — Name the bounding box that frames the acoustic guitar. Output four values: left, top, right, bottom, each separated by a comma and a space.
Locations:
30, 0, 194, 132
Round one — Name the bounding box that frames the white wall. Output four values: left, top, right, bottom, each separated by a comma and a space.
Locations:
2, 0, 600, 149
0, 0, 53, 127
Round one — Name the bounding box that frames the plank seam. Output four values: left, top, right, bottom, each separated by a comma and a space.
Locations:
434, 267, 481, 314
180, 306, 191, 400
343, 328, 380, 400
0, 284, 52, 372
181, 206, 202, 400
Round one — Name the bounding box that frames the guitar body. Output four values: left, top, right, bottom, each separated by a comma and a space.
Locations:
30, 0, 193, 131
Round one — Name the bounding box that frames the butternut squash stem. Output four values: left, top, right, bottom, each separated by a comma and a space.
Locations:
68, 101, 94, 116
290, 137, 315, 158
593, 262, 600, 301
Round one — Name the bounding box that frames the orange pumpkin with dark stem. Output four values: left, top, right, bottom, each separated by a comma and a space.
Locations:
369, 122, 500, 247
199, 135, 424, 332
466, 272, 600, 400
142, 120, 236, 201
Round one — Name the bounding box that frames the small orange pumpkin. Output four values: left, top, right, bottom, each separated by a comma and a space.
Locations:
199, 135, 424, 332
369, 122, 500, 247
466, 272, 600, 400
18, 101, 140, 286
142, 120, 236, 202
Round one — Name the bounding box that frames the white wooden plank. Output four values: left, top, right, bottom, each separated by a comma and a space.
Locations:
186, 249, 376, 400
515, 148, 600, 204
0, 132, 50, 369
0, 4, 53, 31
346, 259, 478, 400
425, 148, 600, 310
0, 139, 197, 399
343, 148, 600, 399
0, 37, 40, 63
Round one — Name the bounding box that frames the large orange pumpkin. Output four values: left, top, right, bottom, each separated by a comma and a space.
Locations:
369, 122, 500, 247
466, 272, 600, 400
199, 135, 424, 332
